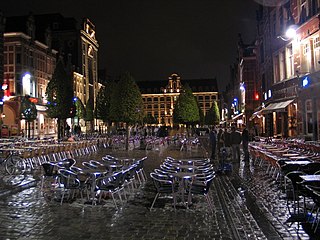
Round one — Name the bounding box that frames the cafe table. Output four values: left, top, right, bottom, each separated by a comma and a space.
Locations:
177, 165, 198, 173
171, 171, 196, 208
300, 175, 320, 182
282, 153, 300, 158
78, 169, 109, 205
284, 160, 312, 166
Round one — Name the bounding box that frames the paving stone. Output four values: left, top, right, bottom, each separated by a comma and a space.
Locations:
0, 141, 317, 239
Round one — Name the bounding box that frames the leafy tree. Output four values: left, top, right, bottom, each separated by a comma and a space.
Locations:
173, 84, 200, 131
45, 58, 74, 139
110, 72, 144, 149
205, 101, 220, 126
75, 98, 85, 119
198, 107, 205, 126
95, 80, 115, 125
20, 95, 37, 138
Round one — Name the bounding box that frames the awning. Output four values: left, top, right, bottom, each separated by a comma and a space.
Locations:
249, 109, 263, 121
262, 99, 294, 114
232, 112, 243, 120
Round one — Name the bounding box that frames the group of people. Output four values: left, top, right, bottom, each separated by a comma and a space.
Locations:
209, 124, 249, 163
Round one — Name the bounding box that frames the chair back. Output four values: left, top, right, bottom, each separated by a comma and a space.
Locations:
150, 172, 175, 193
41, 163, 56, 176
302, 162, 320, 174
58, 169, 80, 188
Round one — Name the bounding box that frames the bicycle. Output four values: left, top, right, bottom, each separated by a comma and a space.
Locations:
0, 148, 27, 175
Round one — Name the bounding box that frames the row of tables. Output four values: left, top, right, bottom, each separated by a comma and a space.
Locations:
249, 141, 320, 196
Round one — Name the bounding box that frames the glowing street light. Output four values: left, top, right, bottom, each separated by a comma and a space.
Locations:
277, 25, 297, 41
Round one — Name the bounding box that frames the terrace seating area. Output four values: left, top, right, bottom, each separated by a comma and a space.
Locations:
249, 138, 320, 235
40, 154, 147, 209
149, 156, 215, 211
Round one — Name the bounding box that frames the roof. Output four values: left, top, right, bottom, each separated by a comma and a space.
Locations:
136, 78, 219, 94
5, 13, 78, 43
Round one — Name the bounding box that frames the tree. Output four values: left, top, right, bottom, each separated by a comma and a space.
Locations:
20, 95, 37, 138
110, 72, 144, 149
95, 80, 115, 126
205, 101, 220, 126
45, 58, 74, 139
173, 84, 200, 131
75, 98, 85, 120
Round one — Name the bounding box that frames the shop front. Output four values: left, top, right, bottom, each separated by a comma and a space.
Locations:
262, 98, 297, 138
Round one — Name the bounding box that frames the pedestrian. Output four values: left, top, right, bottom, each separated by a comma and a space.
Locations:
217, 128, 224, 154
242, 124, 249, 162
230, 125, 242, 163
209, 127, 217, 160
222, 127, 231, 156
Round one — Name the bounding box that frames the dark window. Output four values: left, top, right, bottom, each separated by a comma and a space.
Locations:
16, 53, 21, 64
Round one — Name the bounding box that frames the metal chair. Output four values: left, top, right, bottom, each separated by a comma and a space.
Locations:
57, 169, 82, 205
95, 171, 125, 210
149, 172, 178, 211
186, 173, 215, 212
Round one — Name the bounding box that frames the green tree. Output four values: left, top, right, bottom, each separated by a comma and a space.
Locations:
95, 80, 115, 127
20, 95, 37, 138
110, 72, 144, 149
198, 107, 205, 126
75, 98, 85, 119
173, 84, 200, 133
45, 58, 74, 139
205, 101, 220, 126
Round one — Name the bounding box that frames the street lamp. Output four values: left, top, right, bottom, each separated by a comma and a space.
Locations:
277, 25, 297, 41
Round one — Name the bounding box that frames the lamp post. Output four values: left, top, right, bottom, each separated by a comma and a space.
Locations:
277, 25, 297, 41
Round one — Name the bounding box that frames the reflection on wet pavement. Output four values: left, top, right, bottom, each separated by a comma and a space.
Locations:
0, 141, 317, 240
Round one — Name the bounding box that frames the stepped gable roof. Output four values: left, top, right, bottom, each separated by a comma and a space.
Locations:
136, 78, 218, 94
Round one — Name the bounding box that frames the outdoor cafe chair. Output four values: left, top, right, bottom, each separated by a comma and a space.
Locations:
82, 161, 98, 169
149, 172, 179, 211
284, 171, 310, 227
186, 174, 215, 212
56, 158, 76, 169
89, 160, 105, 167
40, 162, 59, 191
305, 185, 320, 234
301, 162, 320, 175
57, 169, 82, 205
95, 171, 125, 210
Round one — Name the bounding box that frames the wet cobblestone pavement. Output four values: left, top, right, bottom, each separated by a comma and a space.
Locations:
0, 141, 319, 240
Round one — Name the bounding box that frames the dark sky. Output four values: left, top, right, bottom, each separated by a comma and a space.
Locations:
1, 0, 260, 90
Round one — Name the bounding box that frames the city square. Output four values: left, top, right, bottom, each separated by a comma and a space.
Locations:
0, 0, 320, 239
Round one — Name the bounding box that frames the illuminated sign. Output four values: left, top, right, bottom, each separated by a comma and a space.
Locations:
302, 76, 310, 88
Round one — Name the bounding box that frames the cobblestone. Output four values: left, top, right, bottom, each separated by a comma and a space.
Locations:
0, 142, 318, 239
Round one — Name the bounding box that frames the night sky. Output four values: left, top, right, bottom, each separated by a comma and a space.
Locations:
1, 0, 261, 90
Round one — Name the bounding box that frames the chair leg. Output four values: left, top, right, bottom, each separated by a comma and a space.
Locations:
150, 193, 160, 211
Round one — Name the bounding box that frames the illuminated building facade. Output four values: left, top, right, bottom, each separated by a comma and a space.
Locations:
0, 12, 4, 111
2, 13, 99, 136
3, 14, 57, 136
137, 73, 219, 126
256, 0, 320, 140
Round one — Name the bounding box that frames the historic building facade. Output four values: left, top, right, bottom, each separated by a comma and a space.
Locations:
3, 14, 57, 137
137, 73, 219, 127
244, 0, 320, 140
2, 13, 99, 137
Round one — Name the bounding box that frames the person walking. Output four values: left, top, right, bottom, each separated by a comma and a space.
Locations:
217, 128, 224, 154
230, 126, 241, 163
242, 124, 249, 162
209, 127, 217, 160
